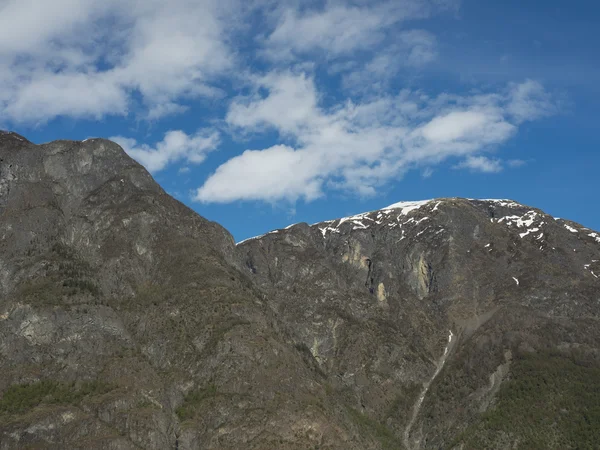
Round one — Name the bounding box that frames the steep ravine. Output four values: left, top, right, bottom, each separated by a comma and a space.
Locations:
404, 330, 455, 450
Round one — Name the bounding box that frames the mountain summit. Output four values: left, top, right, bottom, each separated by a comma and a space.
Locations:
1, 135, 599, 449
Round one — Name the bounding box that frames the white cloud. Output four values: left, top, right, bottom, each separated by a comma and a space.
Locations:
419, 110, 510, 143
0, 0, 233, 124
226, 72, 320, 136
112, 129, 220, 173
196, 145, 323, 203
340, 29, 438, 93
0, 0, 458, 124
507, 79, 556, 123
0, 0, 557, 204
400, 29, 438, 66
196, 72, 554, 203
422, 167, 434, 178
262, 0, 450, 61
453, 155, 503, 173
0, 0, 115, 56
265, 4, 388, 58
4, 71, 129, 123
507, 159, 526, 168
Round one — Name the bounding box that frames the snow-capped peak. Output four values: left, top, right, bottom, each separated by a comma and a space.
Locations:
235, 198, 529, 245
381, 199, 434, 215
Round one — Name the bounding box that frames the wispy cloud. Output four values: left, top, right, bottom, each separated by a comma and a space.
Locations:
453, 155, 503, 173
261, 1, 447, 61
1, 0, 559, 206
507, 79, 556, 123
196, 71, 555, 203
507, 159, 527, 168
341, 29, 438, 93
112, 130, 220, 173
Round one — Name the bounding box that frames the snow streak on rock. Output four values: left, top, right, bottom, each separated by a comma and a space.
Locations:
314, 200, 439, 238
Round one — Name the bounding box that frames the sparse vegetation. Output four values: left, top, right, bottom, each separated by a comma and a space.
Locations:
16, 242, 100, 305
347, 407, 404, 450
175, 384, 218, 421
454, 350, 600, 449
0, 380, 115, 416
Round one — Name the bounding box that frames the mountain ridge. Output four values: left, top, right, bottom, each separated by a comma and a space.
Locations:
238, 197, 596, 245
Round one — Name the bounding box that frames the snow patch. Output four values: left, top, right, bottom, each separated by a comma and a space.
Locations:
319, 226, 341, 237
512, 277, 519, 286
496, 210, 546, 242
382, 199, 433, 215
585, 263, 599, 279
564, 224, 578, 233
478, 199, 522, 208
519, 227, 539, 238
313, 200, 435, 238
351, 220, 368, 230
236, 235, 264, 245
588, 232, 600, 244
415, 227, 429, 237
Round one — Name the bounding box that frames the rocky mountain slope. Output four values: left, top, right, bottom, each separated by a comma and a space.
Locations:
238, 199, 600, 449
0, 132, 380, 449
1, 131, 599, 449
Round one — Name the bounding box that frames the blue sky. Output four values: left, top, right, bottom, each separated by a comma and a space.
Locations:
1, 0, 598, 241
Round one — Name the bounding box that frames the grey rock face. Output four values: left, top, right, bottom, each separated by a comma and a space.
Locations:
238, 198, 600, 448
0, 134, 376, 449
1, 132, 599, 449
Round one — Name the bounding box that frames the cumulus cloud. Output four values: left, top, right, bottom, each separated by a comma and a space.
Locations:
418, 110, 513, 144
0, 0, 557, 203
0, 0, 233, 124
197, 145, 324, 202
226, 72, 319, 136
112, 130, 220, 173
196, 72, 554, 203
0, 0, 456, 125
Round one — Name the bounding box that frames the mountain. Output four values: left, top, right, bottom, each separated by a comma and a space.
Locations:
1, 132, 599, 449
238, 200, 600, 449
